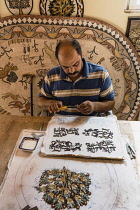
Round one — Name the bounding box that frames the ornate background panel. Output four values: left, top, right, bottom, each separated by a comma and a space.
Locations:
0, 15, 140, 120
39, 0, 84, 17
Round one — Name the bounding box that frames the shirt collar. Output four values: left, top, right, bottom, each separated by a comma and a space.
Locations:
82, 58, 89, 77
60, 66, 66, 79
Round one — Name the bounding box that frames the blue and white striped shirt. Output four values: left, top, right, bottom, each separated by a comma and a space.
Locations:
39, 58, 115, 116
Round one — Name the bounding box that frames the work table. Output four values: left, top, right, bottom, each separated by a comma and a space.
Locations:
0, 115, 140, 185
0, 115, 51, 184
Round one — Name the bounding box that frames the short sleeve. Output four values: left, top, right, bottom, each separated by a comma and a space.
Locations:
99, 71, 115, 100
39, 74, 54, 99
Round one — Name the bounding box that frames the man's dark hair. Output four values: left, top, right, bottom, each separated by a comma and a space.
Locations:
55, 38, 82, 59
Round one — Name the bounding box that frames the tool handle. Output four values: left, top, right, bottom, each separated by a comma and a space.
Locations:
59, 106, 67, 110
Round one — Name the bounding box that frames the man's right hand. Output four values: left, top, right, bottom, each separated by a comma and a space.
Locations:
47, 100, 63, 113
37, 97, 63, 113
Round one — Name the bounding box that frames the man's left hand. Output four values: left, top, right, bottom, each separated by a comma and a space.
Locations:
78, 101, 94, 115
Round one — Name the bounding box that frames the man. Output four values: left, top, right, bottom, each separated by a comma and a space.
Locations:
37, 38, 115, 116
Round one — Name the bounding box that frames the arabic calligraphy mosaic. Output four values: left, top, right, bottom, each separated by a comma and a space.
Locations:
50, 140, 82, 152
35, 167, 91, 210
0, 15, 140, 120
53, 127, 113, 139
49, 140, 116, 154
49, 127, 116, 154
86, 141, 116, 154
53, 127, 79, 137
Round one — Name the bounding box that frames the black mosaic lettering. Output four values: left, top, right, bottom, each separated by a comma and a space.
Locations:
49, 140, 82, 152
86, 140, 116, 153
83, 128, 113, 139
53, 127, 79, 137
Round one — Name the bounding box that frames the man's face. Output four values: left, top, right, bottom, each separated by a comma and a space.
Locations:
58, 46, 83, 79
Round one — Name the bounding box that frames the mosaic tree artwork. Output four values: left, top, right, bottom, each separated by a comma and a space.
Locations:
39, 0, 84, 17
5, 0, 33, 15
35, 167, 91, 210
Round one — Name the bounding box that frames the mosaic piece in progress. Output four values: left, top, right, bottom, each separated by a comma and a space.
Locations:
35, 167, 91, 209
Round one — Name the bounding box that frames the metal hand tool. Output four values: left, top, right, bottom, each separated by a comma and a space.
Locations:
59, 105, 79, 110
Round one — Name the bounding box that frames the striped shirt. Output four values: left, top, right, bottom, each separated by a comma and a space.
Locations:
39, 58, 115, 116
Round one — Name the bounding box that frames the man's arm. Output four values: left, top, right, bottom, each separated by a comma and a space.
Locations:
78, 100, 115, 115
37, 96, 63, 113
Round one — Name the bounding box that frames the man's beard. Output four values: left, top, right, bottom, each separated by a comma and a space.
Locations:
67, 71, 79, 76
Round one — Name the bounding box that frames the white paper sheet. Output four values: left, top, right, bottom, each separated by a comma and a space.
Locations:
41, 115, 124, 160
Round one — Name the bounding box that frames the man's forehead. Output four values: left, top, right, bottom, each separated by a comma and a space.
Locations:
59, 57, 80, 67
61, 60, 79, 67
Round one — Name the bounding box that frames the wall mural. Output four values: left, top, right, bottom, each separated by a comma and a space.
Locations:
0, 15, 140, 120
